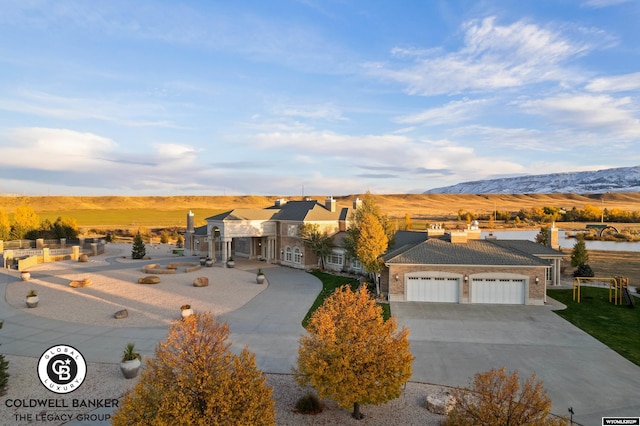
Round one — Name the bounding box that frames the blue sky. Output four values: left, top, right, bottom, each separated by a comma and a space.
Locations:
1, 0, 639, 196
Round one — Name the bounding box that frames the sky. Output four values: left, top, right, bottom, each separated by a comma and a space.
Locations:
1, 0, 640, 196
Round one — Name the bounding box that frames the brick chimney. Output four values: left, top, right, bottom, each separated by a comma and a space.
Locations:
325, 196, 336, 212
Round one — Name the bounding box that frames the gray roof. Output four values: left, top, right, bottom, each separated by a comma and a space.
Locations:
205, 209, 276, 221
384, 238, 549, 266
205, 200, 349, 223
194, 225, 208, 236
485, 239, 565, 258
389, 230, 428, 251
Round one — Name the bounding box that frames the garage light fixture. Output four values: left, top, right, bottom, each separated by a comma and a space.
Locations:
535, 276, 540, 285
464, 275, 468, 282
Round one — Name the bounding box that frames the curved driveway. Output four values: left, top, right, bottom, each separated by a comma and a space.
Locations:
0, 261, 320, 372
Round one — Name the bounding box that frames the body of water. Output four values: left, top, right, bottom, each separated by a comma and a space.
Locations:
481, 230, 640, 252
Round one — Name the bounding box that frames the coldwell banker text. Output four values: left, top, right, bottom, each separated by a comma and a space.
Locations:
5, 398, 118, 423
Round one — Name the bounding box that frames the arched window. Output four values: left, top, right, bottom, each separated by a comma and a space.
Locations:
293, 247, 302, 264
285, 246, 292, 262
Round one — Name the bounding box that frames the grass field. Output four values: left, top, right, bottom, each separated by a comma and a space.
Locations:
3, 193, 640, 231
547, 288, 640, 367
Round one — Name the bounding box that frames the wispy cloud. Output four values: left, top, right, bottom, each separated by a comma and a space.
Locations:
0, 89, 183, 128
586, 72, 640, 92
583, 0, 632, 8
395, 98, 492, 125
518, 93, 640, 138
365, 17, 591, 95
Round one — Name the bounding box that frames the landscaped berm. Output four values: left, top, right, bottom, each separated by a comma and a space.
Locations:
4, 243, 267, 327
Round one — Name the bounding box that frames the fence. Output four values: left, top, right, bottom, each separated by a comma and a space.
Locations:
2, 239, 105, 270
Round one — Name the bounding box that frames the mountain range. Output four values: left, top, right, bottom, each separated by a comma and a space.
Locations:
425, 166, 640, 194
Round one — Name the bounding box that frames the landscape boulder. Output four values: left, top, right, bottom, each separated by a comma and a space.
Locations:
193, 277, 209, 287
78, 254, 89, 262
425, 391, 456, 415
138, 275, 161, 284
69, 278, 92, 288
114, 309, 128, 319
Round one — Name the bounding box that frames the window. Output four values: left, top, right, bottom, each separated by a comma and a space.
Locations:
293, 247, 302, 264
285, 246, 292, 262
326, 252, 344, 266
350, 258, 361, 270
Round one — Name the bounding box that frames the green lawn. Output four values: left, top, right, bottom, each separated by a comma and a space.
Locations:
303, 271, 390, 328
547, 288, 640, 367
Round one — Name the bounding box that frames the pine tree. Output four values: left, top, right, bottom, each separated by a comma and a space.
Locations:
295, 285, 413, 420
445, 367, 566, 426
131, 231, 146, 259
112, 313, 275, 426
570, 234, 589, 267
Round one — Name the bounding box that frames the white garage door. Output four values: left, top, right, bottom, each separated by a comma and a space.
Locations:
406, 277, 459, 303
471, 278, 525, 304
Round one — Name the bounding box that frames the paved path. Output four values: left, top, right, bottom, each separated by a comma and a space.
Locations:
393, 301, 640, 426
0, 259, 321, 425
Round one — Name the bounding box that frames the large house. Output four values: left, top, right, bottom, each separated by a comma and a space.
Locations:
184, 199, 564, 305
184, 197, 361, 272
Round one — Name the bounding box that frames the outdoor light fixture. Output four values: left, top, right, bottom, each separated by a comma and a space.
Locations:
464, 275, 468, 282
394, 274, 399, 281
535, 276, 540, 284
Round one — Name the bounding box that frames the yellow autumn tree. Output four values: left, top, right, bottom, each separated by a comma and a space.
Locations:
295, 285, 413, 420
445, 366, 566, 426
355, 212, 389, 276
112, 313, 275, 426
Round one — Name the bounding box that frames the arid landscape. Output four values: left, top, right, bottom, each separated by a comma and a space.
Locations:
2, 192, 640, 230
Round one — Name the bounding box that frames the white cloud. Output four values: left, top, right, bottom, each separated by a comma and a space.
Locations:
366, 17, 590, 95
277, 103, 347, 121
395, 98, 491, 125
0, 128, 118, 171
586, 72, 640, 92
518, 93, 640, 138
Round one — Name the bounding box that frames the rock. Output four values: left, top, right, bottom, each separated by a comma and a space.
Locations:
78, 254, 89, 262
138, 275, 161, 284
114, 309, 128, 319
69, 278, 92, 288
425, 391, 456, 415
193, 277, 209, 287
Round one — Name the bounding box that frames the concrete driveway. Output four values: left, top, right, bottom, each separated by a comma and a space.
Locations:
392, 302, 640, 426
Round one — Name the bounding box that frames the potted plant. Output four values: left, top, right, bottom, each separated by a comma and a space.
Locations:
199, 256, 207, 266
181, 304, 193, 319
20, 271, 31, 281
120, 342, 141, 379
205, 257, 214, 267
226, 257, 235, 268
256, 269, 265, 284
25, 290, 39, 308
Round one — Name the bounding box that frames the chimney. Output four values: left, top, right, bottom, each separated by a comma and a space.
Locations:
275, 198, 287, 207
325, 196, 336, 212
550, 222, 559, 249
353, 198, 362, 210
186, 211, 194, 234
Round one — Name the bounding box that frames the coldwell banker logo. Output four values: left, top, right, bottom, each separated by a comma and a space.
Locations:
37, 345, 87, 394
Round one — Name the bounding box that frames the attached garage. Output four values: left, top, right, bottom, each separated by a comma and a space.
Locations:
471, 278, 526, 304
406, 276, 459, 303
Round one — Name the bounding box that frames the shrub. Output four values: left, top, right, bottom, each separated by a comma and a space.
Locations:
295, 393, 323, 415
573, 263, 595, 278
445, 367, 566, 426
0, 321, 8, 396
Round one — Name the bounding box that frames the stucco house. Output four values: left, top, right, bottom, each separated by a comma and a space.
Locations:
381, 224, 564, 305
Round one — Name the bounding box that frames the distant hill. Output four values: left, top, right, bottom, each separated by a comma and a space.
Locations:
425, 166, 640, 194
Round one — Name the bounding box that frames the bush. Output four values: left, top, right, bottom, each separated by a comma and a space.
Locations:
295, 393, 323, 415
445, 367, 566, 426
0, 322, 8, 396
573, 263, 595, 278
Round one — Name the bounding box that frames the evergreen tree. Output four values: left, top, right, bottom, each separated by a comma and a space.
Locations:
112, 313, 275, 426
295, 285, 413, 420
131, 231, 146, 259
570, 234, 589, 267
